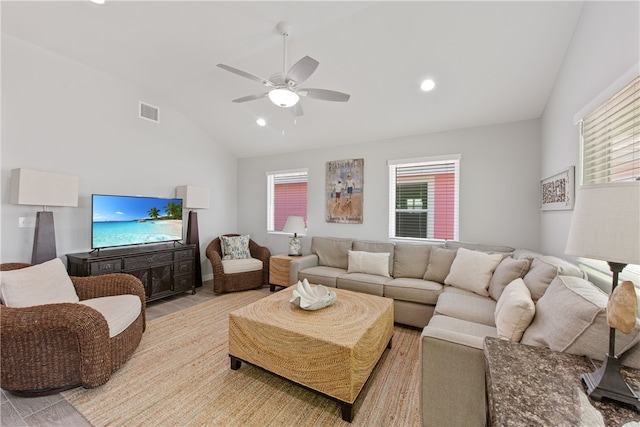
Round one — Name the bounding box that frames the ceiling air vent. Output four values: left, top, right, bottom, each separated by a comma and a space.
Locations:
139, 102, 159, 123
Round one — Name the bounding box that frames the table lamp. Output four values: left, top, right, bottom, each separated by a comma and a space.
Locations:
10, 168, 79, 264
176, 185, 210, 287
565, 181, 640, 410
283, 216, 306, 256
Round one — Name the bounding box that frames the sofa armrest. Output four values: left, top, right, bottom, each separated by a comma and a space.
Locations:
420, 327, 487, 427
289, 254, 319, 284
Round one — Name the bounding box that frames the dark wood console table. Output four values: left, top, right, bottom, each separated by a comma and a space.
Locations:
66, 243, 196, 302
484, 337, 640, 426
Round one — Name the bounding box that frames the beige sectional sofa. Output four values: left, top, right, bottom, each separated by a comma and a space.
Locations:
288, 236, 640, 427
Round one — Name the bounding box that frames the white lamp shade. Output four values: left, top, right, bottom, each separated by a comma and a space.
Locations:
268, 89, 300, 108
10, 168, 78, 207
176, 185, 210, 209
565, 182, 640, 265
283, 216, 306, 235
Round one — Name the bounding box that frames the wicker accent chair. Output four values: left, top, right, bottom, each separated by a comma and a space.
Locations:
206, 234, 271, 293
0, 263, 146, 396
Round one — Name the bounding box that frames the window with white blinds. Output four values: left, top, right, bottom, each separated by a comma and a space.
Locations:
580, 75, 640, 184
266, 169, 308, 232
388, 155, 460, 241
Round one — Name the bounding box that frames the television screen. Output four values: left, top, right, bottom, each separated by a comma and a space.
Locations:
91, 194, 183, 249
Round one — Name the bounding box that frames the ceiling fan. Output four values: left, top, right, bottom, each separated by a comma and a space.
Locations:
217, 22, 350, 117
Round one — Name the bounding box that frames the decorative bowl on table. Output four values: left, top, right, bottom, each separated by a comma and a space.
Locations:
289, 279, 337, 311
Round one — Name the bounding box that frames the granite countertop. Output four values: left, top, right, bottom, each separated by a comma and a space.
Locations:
484, 337, 640, 427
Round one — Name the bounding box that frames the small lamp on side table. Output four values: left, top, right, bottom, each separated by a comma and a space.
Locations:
176, 185, 210, 287
283, 216, 306, 256
565, 181, 640, 410
10, 168, 79, 264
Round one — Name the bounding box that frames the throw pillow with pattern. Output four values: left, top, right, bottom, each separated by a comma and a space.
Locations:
220, 235, 251, 260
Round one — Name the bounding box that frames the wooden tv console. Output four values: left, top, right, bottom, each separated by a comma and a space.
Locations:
66, 243, 196, 302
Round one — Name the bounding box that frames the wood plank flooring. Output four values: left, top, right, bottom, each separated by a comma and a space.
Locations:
0, 281, 272, 426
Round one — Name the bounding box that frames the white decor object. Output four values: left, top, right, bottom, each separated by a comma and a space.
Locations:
290, 279, 336, 311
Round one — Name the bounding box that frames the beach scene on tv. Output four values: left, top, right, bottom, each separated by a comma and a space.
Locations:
92, 195, 183, 249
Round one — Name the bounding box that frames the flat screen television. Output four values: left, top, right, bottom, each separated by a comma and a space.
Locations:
91, 194, 183, 250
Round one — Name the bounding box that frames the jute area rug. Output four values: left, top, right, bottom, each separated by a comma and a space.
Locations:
63, 290, 422, 426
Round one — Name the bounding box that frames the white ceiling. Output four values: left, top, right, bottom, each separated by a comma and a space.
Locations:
2, 1, 584, 158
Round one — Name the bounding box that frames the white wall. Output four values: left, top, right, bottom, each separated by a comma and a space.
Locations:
239, 119, 541, 256
1, 35, 238, 279
540, 1, 640, 257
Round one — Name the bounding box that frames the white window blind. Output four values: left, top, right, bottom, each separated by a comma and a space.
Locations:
266, 169, 308, 232
580, 75, 640, 184
388, 155, 460, 241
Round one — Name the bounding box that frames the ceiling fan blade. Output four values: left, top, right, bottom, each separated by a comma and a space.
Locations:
290, 102, 304, 117
232, 93, 268, 103
300, 88, 350, 102
217, 64, 274, 87
285, 56, 319, 87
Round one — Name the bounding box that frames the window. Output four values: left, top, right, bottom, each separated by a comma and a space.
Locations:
388, 155, 460, 241
580, 75, 639, 185
266, 169, 308, 232
577, 74, 640, 286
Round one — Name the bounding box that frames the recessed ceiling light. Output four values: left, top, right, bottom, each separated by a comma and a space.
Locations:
256, 118, 266, 127
89, 0, 105, 4
421, 79, 436, 92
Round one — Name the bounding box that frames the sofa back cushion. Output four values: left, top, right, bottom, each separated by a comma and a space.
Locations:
521, 275, 640, 360
445, 241, 515, 254
444, 248, 503, 296
488, 257, 531, 301
393, 243, 433, 279
353, 241, 395, 276
1, 258, 79, 307
521, 258, 558, 301
423, 247, 457, 283
311, 237, 354, 269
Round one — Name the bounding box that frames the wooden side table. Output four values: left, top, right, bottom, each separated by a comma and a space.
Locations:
269, 254, 298, 291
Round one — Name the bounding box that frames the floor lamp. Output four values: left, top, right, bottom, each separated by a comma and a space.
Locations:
176, 185, 210, 288
10, 168, 79, 264
565, 181, 640, 410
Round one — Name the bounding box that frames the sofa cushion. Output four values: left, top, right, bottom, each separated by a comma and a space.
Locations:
0, 258, 79, 307
444, 248, 503, 297
494, 278, 535, 342
445, 241, 515, 254
522, 257, 557, 301
80, 294, 141, 338
298, 266, 347, 288
425, 314, 498, 349
353, 241, 395, 276
221, 258, 263, 274
311, 237, 353, 269
384, 277, 443, 305
434, 290, 497, 327
220, 234, 251, 260
336, 273, 388, 296
423, 247, 457, 283
488, 257, 531, 301
347, 250, 390, 277
393, 243, 432, 279
521, 275, 640, 360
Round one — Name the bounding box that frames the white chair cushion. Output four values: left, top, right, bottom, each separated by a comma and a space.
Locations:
80, 294, 141, 338
222, 258, 263, 274
0, 258, 79, 307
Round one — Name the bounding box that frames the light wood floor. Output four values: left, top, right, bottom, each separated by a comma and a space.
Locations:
0, 281, 273, 427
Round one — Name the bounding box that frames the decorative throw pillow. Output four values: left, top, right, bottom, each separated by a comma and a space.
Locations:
488, 257, 531, 301
423, 247, 457, 283
347, 251, 391, 277
494, 278, 535, 341
522, 257, 558, 301
444, 247, 503, 296
521, 275, 640, 360
220, 235, 251, 260
0, 258, 79, 307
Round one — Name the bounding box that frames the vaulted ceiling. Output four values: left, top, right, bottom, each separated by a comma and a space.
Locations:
2, 1, 584, 158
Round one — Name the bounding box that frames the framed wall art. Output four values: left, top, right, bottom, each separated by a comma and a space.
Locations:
326, 158, 364, 223
541, 166, 575, 211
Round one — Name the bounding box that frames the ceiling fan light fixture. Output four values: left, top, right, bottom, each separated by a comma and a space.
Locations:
268, 89, 299, 108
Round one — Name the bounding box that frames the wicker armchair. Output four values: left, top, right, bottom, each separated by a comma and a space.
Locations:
206, 234, 271, 293
0, 263, 146, 396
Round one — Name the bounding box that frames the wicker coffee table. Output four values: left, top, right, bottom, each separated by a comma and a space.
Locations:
228, 287, 394, 422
